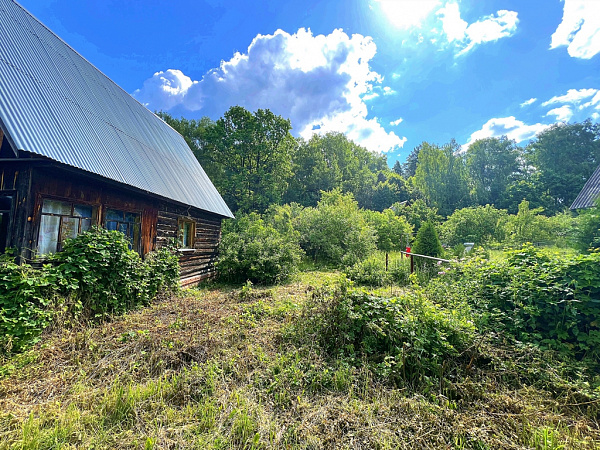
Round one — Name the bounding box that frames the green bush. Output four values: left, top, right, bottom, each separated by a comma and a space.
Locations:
439, 205, 507, 247
0, 258, 58, 353
54, 228, 179, 318
456, 245, 600, 360
297, 190, 376, 267
296, 283, 475, 388
0, 228, 179, 354
345, 255, 390, 286
217, 213, 304, 284
363, 209, 413, 253
573, 201, 600, 252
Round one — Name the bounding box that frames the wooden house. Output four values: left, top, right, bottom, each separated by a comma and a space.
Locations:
571, 164, 600, 210
0, 0, 233, 286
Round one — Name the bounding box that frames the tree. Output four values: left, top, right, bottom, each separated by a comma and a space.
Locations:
440, 205, 507, 247
200, 106, 293, 214
412, 221, 443, 268
465, 136, 520, 207
411, 140, 469, 216
527, 120, 600, 214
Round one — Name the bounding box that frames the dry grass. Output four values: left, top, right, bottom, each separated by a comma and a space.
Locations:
0, 271, 599, 449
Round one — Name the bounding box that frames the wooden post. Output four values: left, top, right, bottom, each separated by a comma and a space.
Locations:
385, 252, 389, 271
410, 254, 414, 274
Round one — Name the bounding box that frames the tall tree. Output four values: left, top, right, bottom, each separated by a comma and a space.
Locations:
411, 140, 469, 216
527, 120, 600, 214
200, 106, 293, 214
465, 136, 520, 207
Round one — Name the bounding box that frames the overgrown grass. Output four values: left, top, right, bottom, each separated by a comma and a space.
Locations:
0, 269, 599, 449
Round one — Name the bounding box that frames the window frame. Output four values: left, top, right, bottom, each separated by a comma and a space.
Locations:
37, 198, 96, 255
177, 218, 196, 250
103, 207, 142, 254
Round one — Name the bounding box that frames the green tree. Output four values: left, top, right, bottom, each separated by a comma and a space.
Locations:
574, 199, 600, 252
391, 199, 441, 231
412, 221, 443, 261
465, 136, 520, 207
440, 205, 507, 247
527, 120, 600, 214
363, 209, 413, 253
297, 190, 376, 266
200, 106, 294, 214
411, 140, 469, 216
505, 200, 552, 245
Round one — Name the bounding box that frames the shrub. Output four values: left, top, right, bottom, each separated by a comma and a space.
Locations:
297, 190, 376, 267
573, 200, 600, 252
0, 228, 179, 353
296, 283, 475, 389
457, 245, 600, 360
0, 258, 58, 353
439, 205, 507, 247
363, 209, 413, 253
345, 255, 390, 286
217, 213, 304, 284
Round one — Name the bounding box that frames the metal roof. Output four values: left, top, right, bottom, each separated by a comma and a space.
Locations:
0, 0, 233, 218
571, 164, 600, 210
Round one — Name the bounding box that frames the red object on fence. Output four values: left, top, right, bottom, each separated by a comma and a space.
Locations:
406, 247, 411, 253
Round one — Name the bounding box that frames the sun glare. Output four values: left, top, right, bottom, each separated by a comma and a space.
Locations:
375, 0, 441, 29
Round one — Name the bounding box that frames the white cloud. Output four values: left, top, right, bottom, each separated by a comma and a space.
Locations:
520, 97, 537, 107
375, 0, 441, 29
133, 28, 406, 153
466, 116, 550, 147
134, 69, 196, 110
546, 105, 574, 122
383, 86, 396, 95
390, 118, 404, 126
437, 3, 519, 56
550, 0, 600, 59
592, 112, 600, 120
542, 88, 598, 106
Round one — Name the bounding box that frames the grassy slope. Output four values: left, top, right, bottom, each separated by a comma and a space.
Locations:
0, 272, 599, 449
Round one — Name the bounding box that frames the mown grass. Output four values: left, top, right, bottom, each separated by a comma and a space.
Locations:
0, 271, 599, 449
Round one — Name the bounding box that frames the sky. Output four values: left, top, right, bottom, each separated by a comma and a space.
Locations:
17, 0, 600, 166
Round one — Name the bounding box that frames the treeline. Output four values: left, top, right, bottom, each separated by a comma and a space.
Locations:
160, 107, 600, 217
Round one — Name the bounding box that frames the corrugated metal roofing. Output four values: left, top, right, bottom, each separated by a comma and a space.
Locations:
0, 0, 233, 218
571, 164, 600, 210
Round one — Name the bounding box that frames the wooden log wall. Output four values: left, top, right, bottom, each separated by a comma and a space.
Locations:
156, 202, 223, 287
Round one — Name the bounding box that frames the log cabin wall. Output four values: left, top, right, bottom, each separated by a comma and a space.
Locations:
156, 202, 223, 287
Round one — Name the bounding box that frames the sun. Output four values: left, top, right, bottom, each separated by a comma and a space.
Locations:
373, 0, 442, 29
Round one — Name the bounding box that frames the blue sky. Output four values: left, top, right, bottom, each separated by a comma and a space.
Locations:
19, 0, 600, 166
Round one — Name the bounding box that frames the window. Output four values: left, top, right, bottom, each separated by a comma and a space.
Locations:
105, 208, 141, 253
37, 199, 94, 255
178, 219, 195, 249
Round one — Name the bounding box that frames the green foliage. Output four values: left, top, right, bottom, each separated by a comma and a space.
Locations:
465, 137, 519, 207
0, 259, 58, 353
345, 255, 389, 286
363, 209, 413, 253
527, 120, 600, 214
504, 200, 553, 245
412, 221, 443, 259
456, 245, 600, 360
198, 106, 294, 214
54, 228, 179, 318
0, 229, 178, 354
298, 283, 475, 388
391, 198, 440, 232
217, 213, 304, 284
574, 200, 600, 252
440, 205, 507, 247
297, 190, 376, 267
411, 140, 469, 216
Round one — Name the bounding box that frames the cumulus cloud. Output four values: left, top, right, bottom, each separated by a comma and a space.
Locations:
546, 105, 574, 122
550, 0, 600, 59
466, 116, 550, 147
520, 98, 537, 107
437, 3, 519, 56
133, 28, 406, 153
390, 118, 404, 126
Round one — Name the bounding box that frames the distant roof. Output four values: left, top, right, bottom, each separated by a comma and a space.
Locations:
0, 0, 233, 218
571, 164, 600, 209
